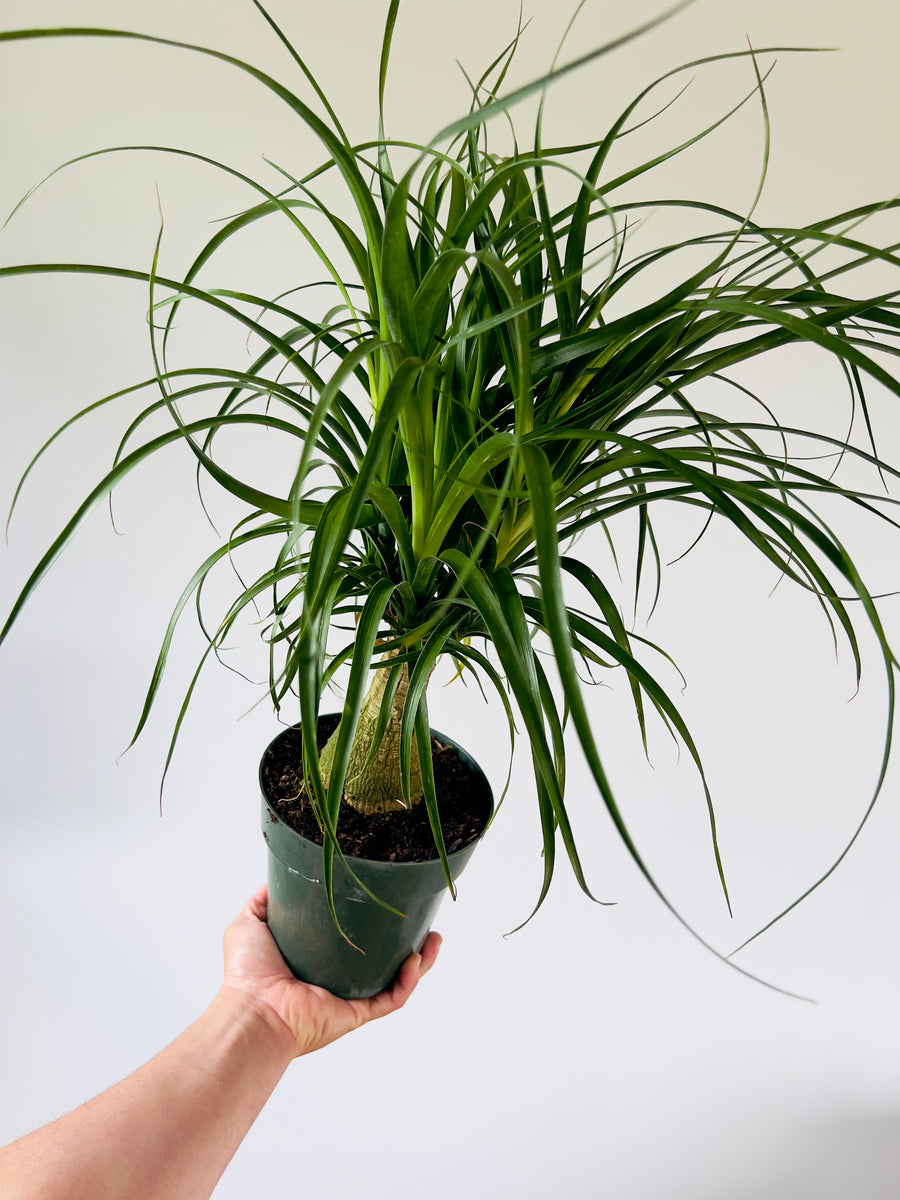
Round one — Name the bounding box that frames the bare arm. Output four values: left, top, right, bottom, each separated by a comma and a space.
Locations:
0, 886, 440, 1200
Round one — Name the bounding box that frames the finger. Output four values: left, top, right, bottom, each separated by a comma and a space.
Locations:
356, 961, 420, 1023
417, 931, 442, 976
243, 884, 269, 923
354, 933, 443, 1023
223, 885, 269, 951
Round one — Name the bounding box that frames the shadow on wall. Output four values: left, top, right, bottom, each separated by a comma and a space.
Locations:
689, 1113, 900, 1200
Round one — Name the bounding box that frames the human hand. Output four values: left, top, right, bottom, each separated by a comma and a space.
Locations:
220, 884, 441, 1058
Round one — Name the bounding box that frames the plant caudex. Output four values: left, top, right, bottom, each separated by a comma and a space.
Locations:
2, 1, 900, 973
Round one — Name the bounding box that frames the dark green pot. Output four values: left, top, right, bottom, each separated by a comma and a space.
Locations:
260, 719, 493, 999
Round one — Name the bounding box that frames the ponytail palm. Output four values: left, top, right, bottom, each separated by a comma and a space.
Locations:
2, 1, 900, 957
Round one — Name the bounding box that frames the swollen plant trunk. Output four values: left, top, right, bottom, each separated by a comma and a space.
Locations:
319, 653, 425, 814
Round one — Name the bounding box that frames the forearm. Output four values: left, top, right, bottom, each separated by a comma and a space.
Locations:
0, 988, 295, 1200
0, 885, 437, 1199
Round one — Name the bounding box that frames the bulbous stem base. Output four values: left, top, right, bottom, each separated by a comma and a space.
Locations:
319, 654, 424, 814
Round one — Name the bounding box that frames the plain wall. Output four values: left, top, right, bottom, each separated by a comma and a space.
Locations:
2, 2, 900, 1196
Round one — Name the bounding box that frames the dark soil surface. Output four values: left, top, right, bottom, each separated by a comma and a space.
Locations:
261, 716, 492, 863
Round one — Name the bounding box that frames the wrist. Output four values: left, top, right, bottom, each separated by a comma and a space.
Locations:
211, 984, 297, 1068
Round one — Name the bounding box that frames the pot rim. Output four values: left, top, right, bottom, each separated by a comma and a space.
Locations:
259, 715, 494, 868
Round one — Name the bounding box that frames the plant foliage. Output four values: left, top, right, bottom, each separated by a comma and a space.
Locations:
2, 1, 900, 970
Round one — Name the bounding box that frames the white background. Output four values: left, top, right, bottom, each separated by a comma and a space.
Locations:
2, 1, 900, 1196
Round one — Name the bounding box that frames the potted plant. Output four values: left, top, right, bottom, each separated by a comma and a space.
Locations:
2, 1, 899, 998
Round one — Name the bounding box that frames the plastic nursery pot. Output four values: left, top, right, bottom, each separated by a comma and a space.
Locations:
259, 718, 493, 1000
